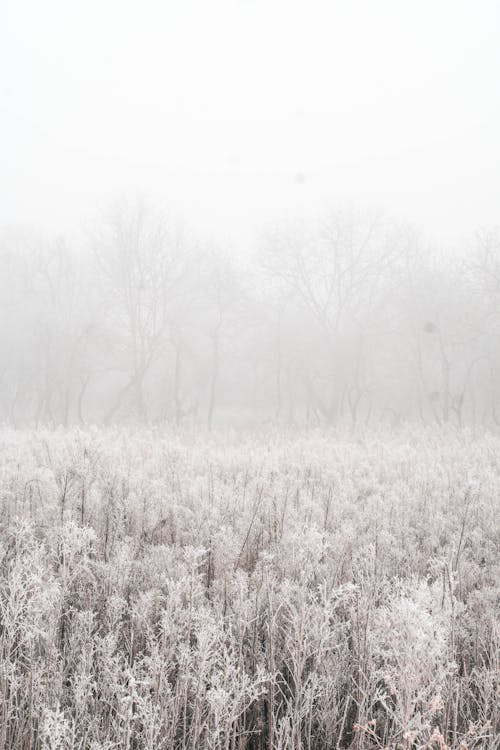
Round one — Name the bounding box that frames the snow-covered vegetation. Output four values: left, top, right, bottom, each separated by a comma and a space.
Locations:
0, 426, 498, 749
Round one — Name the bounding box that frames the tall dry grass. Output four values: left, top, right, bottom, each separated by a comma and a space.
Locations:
0, 426, 498, 749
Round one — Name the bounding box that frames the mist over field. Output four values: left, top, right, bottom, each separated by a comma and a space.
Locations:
0, 2, 499, 749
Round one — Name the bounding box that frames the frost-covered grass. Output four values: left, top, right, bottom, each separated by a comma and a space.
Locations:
0, 427, 498, 749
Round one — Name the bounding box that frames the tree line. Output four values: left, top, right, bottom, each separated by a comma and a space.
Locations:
1, 200, 499, 428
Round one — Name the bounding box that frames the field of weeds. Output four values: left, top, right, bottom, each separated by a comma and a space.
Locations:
0, 427, 498, 749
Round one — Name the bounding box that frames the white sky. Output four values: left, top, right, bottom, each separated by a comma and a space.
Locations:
1, 0, 499, 248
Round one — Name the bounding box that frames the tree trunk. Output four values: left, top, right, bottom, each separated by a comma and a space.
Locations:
207, 331, 219, 431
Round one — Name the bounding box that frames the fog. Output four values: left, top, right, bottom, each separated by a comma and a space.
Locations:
2, 7, 500, 748
1, 0, 500, 427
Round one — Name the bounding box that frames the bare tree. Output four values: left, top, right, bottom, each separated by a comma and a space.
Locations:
92, 200, 189, 423
197, 250, 246, 430
261, 211, 398, 424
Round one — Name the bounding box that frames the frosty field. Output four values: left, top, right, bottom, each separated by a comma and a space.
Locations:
0, 427, 498, 750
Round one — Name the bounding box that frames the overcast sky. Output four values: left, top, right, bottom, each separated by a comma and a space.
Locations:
1, 0, 499, 248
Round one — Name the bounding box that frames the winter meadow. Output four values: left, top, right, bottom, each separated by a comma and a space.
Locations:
0, 213, 499, 749
0, 427, 498, 749
2, 1, 500, 748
